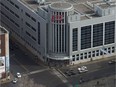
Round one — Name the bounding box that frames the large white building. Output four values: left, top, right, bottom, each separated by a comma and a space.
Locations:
0, 0, 116, 65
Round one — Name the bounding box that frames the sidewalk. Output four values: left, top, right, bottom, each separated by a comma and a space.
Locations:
69, 55, 116, 69
0, 73, 13, 84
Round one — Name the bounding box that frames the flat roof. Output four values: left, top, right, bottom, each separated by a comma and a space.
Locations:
19, 0, 116, 20
74, 4, 94, 15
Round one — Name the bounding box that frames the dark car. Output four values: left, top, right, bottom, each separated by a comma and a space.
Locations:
65, 70, 76, 76
108, 60, 116, 64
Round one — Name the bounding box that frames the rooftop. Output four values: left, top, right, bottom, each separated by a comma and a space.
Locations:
19, 0, 116, 20
49, 2, 73, 10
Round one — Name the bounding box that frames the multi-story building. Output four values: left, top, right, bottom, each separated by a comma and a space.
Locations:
0, 26, 10, 79
0, 0, 116, 65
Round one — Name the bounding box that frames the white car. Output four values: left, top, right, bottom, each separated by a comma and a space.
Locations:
12, 78, 18, 84
78, 66, 88, 73
16, 72, 21, 78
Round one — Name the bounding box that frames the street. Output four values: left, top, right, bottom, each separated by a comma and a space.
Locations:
1, 41, 116, 87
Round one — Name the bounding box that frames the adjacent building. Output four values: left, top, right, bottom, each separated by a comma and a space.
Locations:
0, 26, 10, 79
0, 0, 116, 65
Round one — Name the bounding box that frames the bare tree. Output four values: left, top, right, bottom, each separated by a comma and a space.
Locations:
17, 76, 46, 87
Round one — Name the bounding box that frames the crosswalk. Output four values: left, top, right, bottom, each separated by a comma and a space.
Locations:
52, 68, 73, 87
21, 67, 73, 87
23, 68, 49, 76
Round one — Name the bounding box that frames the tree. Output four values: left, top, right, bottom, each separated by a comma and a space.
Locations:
17, 76, 46, 87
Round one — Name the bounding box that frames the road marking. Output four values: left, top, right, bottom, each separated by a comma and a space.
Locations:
23, 68, 49, 76
11, 55, 29, 72
52, 68, 73, 87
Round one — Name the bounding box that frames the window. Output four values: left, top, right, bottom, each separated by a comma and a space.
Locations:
10, 10, 14, 14
93, 23, 103, 47
5, 5, 9, 10
72, 55, 75, 61
31, 17, 36, 22
72, 28, 78, 51
25, 22, 36, 32
88, 52, 91, 58
81, 25, 91, 49
96, 50, 99, 56
10, 1, 14, 5
84, 53, 87, 59
26, 31, 31, 36
112, 47, 115, 53
100, 51, 103, 55
105, 21, 115, 45
32, 36, 36, 41
26, 22, 30, 27
38, 22, 40, 45
76, 54, 79, 60
80, 53, 83, 60
15, 14, 19, 18
15, 4, 19, 9
15, 23, 20, 27
31, 27, 36, 32
92, 51, 95, 57
25, 12, 30, 17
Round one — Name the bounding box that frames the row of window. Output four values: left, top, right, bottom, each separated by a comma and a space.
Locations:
0, 10, 20, 27
26, 31, 36, 41
72, 21, 115, 51
25, 12, 36, 22
25, 22, 36, 32
72, 46, 115, 61
4, 21, 41, 57
0, 2, 19, 18
6, 0, 19, 9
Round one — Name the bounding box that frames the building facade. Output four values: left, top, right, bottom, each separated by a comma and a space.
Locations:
0, 26, 10, 79
0, 0, 116, 65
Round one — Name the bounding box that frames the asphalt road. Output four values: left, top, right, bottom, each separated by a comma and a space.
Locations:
2, 41, 66, 87
60, 56, 116, 87
1, 40, 116, 87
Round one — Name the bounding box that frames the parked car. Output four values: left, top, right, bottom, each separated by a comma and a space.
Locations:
108, 60, 116, 64
78, 66, 88, 73
16, 72, 21, 78
12, 78, 18, 84
65, 69, 76, 76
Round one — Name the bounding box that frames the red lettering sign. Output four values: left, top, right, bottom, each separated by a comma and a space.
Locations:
51, 15, 63, 22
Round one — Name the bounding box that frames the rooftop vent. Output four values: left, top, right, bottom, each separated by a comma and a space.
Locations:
35, 0, 45, 5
